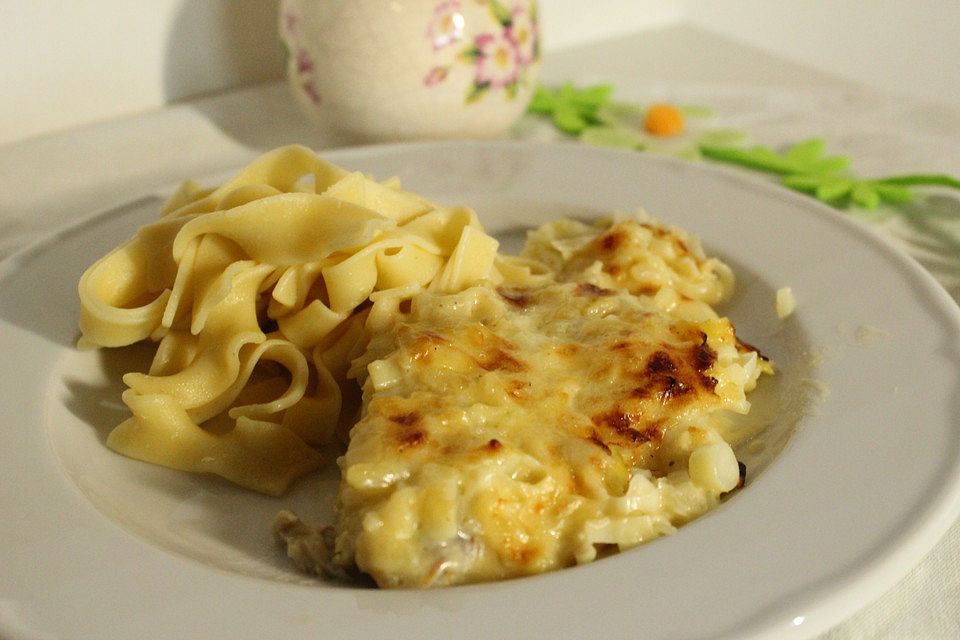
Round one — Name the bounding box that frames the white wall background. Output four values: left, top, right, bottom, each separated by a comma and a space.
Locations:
1, 1, 286, 144
2, 1, 958, 145
682, 0, 960, 112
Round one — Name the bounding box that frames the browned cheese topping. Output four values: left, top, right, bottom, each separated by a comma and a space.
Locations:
275, 214, 772, 588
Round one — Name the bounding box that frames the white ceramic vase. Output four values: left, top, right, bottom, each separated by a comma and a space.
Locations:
279, 0, 540, 142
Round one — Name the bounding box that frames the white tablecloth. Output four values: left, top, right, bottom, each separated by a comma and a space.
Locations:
2, 34, 959, 638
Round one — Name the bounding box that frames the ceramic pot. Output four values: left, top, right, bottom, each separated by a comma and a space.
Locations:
279, 0, 540, 142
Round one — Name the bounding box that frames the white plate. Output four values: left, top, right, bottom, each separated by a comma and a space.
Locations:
2, 141, 960, 640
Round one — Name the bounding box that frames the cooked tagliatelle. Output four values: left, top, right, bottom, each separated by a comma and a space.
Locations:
78, 145, 773, 586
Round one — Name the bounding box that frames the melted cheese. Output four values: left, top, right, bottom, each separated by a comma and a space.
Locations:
275, 215, 772, 588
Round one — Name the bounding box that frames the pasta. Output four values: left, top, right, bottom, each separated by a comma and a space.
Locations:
78, 145, 515, 495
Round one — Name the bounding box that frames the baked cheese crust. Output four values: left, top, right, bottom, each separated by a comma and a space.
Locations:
275, 214, 772, 587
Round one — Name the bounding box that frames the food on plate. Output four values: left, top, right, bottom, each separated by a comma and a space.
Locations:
776, 286, 797, 319
77, 145, 772, 587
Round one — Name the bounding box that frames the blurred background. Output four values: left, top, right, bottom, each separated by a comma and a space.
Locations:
3, 0, 959, 144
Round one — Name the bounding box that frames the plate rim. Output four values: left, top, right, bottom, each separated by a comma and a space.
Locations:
2, 139, 959, 640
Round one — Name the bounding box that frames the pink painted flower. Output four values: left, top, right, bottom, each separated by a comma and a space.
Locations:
473, 31, 521, 88
426, 1, 466, 50
302, 80, 321, 105
296, 49, 314, 74
283, 11, 298, 35
506, 4, 537, 65
423, 65, 450, 86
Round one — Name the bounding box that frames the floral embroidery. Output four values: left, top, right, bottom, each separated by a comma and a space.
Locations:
423, 0, 538, 104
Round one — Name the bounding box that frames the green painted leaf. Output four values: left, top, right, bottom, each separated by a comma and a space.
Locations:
488, 0, 513, 25
465, 82, 490, 104
458, 46, 482, 64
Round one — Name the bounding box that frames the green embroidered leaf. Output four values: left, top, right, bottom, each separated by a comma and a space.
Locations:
872, 182, 915, 204
784, 138, 826, 163
527, 83, 960, 214
528, 84, 616, 134
876, 174, 960, 190
552, 102, 590, 134
782, 174, 831, 191
579, 125, 646, 150
806, 155, 851, 175
783, 174, 854, 201
528, 86, 557, 114
851, 182, 881, 209
815, 177, 854, 201
699, 144, 801, 174
700, 139, 850, 176
562, 83, 614, 110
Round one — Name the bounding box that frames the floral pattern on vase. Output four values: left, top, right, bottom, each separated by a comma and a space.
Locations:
423, 0, 539, 104
280, 10, 322, 105
427, 1, 467, 50
278, 0, 539, 140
